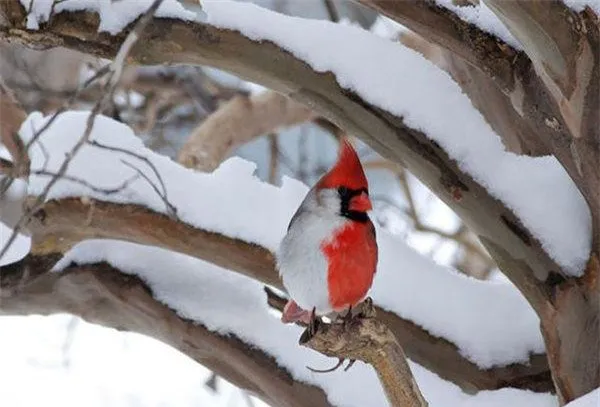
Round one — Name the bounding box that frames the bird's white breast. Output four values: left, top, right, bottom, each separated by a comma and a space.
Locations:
277, 189, 347, 315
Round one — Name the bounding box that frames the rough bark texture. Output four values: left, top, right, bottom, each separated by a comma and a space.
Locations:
482, 0, 600, 255
360, 0, 600, 253
302, 315, 428, 407
178, 91, 315, 171
21, 197, 552, 393
0, 1, 597, 403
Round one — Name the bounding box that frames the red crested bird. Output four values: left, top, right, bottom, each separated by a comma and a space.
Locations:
277, 139, 378, 326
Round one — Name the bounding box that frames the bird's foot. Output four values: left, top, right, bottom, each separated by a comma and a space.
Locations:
334, 298, 376, 326
307, 358, 357, 374
300, 307, 322, 343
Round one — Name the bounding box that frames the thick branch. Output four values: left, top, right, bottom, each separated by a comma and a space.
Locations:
302, 314, 428, 407
359, 0, 599, 249
482, 0, 600, 253
398, 31, 549, 156
0, 1, 561, 307
356, 0, 521, 92
22, 197, 552, 393
178, 91, 315, 172
0, 258, 332, 407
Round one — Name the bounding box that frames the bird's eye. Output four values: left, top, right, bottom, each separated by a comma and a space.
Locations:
337, 186, 349, 197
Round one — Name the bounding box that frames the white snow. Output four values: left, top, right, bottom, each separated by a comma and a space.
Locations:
19, 111, 306, 253
374, 230, 544, 368
434, 0, 521, 49
203, 1, 591, 275
563, 0, 600, 15
565, 388, 600, 407
0, 314, 267, 407
15, 0, 592, 275
52, 239, 557, 407
19, 0, 196, 34
18, 111, 544, 368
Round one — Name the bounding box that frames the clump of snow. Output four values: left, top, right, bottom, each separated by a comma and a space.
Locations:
20, 111, 306, 253
20, 111, 544, 368
374, 229, 544, 368
370, 15, 407, 40
19, 0, 196, 34
203, 1, 591, 275
564, 388, 600, 407
563, 0, 600, 15
434, 0, 521, 49
53, 239, 557, 407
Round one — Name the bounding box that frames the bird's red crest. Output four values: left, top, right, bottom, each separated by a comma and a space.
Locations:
317, 139, 368, 190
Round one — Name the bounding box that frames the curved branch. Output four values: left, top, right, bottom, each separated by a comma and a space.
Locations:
0, 0, 560, 305
178, 91, 316, 172
356, 0, 521, 92
358, 0, 599, 246
0, 257, 332, 407
23, 197, 552, 393
302, 313, 428, 407
482, 0, 599, 251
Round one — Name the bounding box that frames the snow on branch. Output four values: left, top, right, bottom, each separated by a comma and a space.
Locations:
0, 0, 586, 293
14, 111, 545, 372
0, 256, 334, 407
1, 246, 557, 407
202, 1, 590, 275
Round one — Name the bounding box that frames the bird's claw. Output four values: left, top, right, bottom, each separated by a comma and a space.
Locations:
307, 358, 356, 374
300, 307, 322, 343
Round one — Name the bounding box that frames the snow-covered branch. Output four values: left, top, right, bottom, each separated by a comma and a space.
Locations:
0, 0, 587, 283
0, 257, 333, 407
1, 0, 598, 403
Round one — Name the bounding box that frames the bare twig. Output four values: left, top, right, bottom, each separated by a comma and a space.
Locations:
87, 139, 173, 212
268, 133, 279, 184
120, 159, 177, 217
0, 0, 165, 262
323, 0, 340, 22
31, 169, 138, 195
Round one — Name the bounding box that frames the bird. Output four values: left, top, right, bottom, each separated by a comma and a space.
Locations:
277, 138, 378, 329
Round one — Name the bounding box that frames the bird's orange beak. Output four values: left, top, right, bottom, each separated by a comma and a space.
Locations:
349, 191, 372, 212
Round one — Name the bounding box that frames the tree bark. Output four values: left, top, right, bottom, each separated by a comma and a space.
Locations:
302, 315, 429, 407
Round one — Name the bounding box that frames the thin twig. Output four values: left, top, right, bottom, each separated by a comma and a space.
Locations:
0, 0, 165, 262
120, 159, 177, 217
87, 139, 173, 211
31, 169, 139, 195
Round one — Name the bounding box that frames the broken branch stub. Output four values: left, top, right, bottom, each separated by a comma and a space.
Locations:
301, 313, 428, 407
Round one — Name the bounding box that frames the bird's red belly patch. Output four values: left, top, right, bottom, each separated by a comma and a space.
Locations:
321, 222, 377, 311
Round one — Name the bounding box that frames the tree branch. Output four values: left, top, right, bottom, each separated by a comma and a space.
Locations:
358, 0, 599, 250
0, 1, 560, 307
355, 0, 521, 92
302, 313, 428, 407
0, 258, 333, 407
178, 91, 315, 172
482, 0, 600, 253
0, 78, 28, 178
21, 197, 552, 393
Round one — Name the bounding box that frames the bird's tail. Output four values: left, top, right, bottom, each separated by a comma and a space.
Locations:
281, 300, 312, 324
